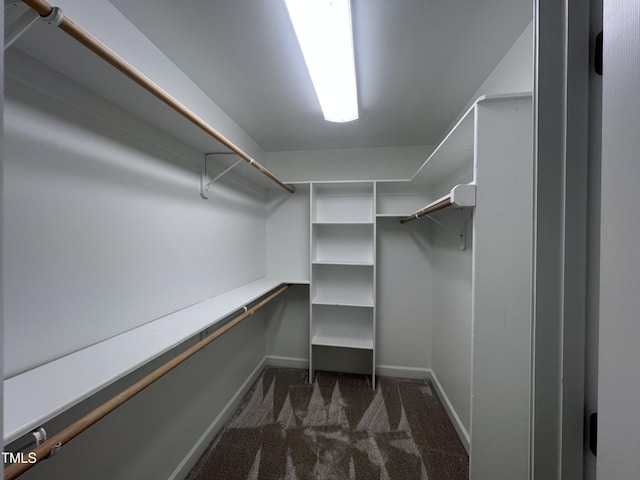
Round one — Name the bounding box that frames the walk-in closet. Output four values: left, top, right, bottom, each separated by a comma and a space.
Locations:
4, 1, 635, 480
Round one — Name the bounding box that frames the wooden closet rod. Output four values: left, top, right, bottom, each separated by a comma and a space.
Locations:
21, 0, 295, 194
400, 197, 452, 224
3, 284, 290, 480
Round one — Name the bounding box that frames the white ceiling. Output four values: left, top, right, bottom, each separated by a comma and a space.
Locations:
104, 0, 531, 152
7, 0, 531, 153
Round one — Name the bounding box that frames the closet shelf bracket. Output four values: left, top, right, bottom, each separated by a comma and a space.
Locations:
201, 153, 243, 199
20, 0, 295, 195
4, 2, 61, 50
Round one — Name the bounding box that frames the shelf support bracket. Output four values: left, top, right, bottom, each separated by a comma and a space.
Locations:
4, 4, 39, 50
200, 153, 241, 199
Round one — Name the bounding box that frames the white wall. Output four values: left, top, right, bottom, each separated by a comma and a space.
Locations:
428, 210, 473, 437
597, 0, 640, 478
471, 97, 533, 480
266, 185, 310, 284
424, 21, 533, 453
376, 218, 432, 374
444, 21, 534, 139
3, 55, 266, 376
264, 146, 434, 182
264, 285, 309, 366
3, 48, 271, 478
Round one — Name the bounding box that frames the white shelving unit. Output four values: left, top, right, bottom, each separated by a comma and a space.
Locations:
376, 93, 531, 220
309, 182, 376, 387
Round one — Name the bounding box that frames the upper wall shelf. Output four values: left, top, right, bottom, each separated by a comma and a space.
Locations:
377, 92, 532, 218
12, 1, 293, 194
411, 107, 475, 189
3, 277, 299, 444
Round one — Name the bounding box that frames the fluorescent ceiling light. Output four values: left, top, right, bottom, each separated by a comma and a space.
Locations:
284, 0, 358, 123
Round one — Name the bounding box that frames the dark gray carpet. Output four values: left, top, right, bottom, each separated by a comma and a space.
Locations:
186, 368, 468, 480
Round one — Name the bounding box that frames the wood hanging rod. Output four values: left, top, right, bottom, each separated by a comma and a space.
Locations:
21, 0, 294, 194
400, 197, 452, 224
3, 284, 290, 480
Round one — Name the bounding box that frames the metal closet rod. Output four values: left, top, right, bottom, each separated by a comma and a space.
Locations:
21, 0, 295, 194
400, 197, 452, 224
3, 284, 290, 480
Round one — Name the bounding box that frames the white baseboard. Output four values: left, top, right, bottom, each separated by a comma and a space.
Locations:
376, 364, 431, 379
426, 368, 470, 453
265, 355, 309, 369
168, 356, 267, 480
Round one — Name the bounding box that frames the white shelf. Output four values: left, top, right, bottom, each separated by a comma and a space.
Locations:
312, 295, 375, 308
312, 221, 374, 225
312, 335, 374, 350
411, 105, 475, 188
407, 93, 532, 194
312, 260, 374, 266
3, 277, 293, 444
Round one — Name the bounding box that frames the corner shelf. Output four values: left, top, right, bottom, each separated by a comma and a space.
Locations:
379, 93, 532, 221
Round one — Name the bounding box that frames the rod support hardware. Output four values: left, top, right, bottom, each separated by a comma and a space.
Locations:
31, 427, 47, 446
41, 6, 63, 25
49, 442, 62, 458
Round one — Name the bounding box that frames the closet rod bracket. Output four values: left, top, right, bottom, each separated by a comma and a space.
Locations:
32, 427, 47, 446
41, 5, 63, 25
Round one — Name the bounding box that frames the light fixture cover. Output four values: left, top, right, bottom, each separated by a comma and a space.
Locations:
284, 0, 359, 123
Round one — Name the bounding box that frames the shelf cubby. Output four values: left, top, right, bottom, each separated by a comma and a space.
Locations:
312, 182, 374, 224
312, 223, 374, 265
311, 305, 374, 350
311, 264, 374, 307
